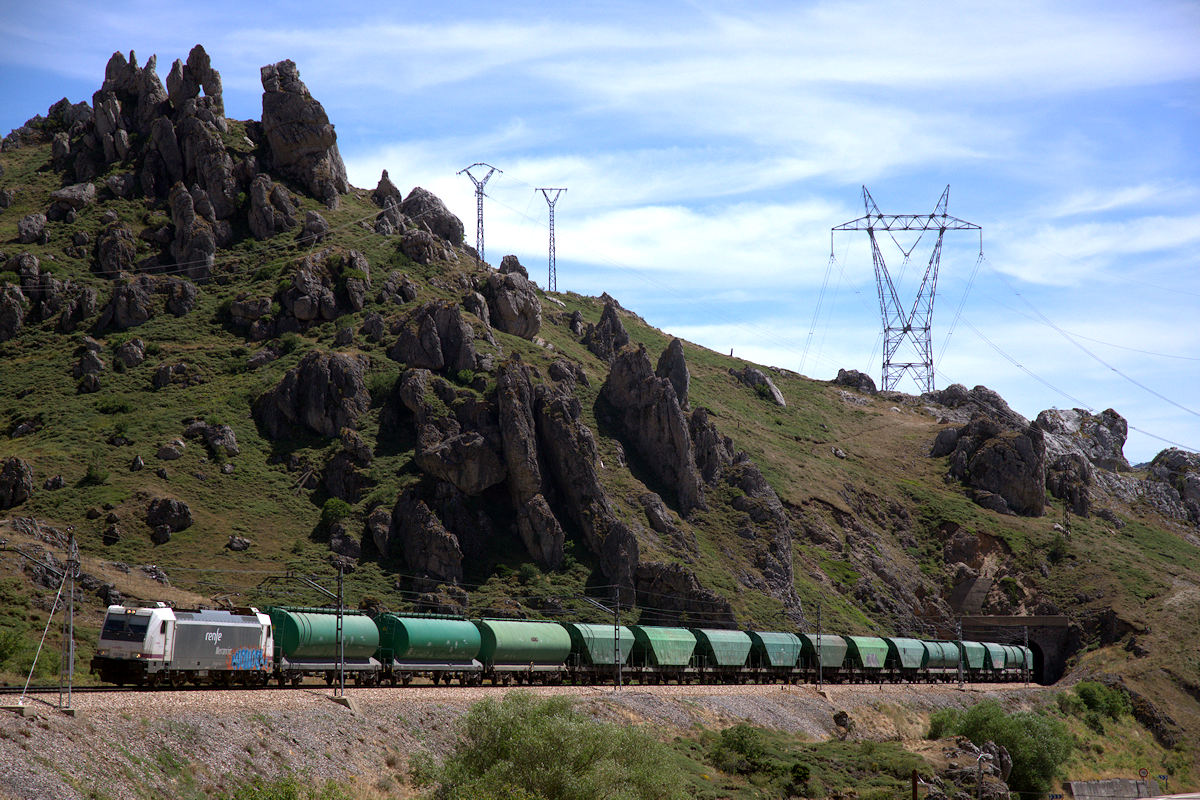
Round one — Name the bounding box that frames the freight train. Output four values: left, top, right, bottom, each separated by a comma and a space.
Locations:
89, 604, 1032, 689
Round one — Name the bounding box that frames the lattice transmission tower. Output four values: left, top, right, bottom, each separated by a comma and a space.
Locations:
832, 186, 981, 393
457, 163, 501, 266
537, 188, 566, 291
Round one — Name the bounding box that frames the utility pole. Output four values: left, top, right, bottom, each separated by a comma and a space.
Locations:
458, 163, 501, 266
816, 600, 823, 688
832, 186, 981, 393
537, 188, 566, 291
258, 569, 347, 698
957, 618, 964, 689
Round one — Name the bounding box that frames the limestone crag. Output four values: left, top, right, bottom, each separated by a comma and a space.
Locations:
496, 358, 565, 567
582, 302, 629, 362
247, 174, 298, 240
0, 457, 34, 510
254, 350, 371, 439
259, 60, 349, 208
923, 383, 1027, 429
389, 488, 464, 583
655, 338, 690, 408
833, 368, 877, 394
387, 301, 479, 375
481, 255, 542, 339
601, 344, 705, 515
933, 414, 1046, 516
1146, 448, 1200, 525
1035, 407, 1131, 472
399, 187, 464, 246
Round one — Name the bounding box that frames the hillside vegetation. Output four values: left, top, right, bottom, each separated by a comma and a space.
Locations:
1, 45, 1198, 777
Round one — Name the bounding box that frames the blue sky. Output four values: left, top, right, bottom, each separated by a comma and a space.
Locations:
3, 0, 1198, 463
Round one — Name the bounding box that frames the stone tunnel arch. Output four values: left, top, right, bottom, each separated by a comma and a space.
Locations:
960, 615, 1074, 685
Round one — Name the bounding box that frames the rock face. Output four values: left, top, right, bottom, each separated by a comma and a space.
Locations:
602, 345, 706, 515
391, 489, 463, 583
387, 301, 478, 375
833, 368, 876, 394
396, 369, 506, 496
0, 285, 24, 342
1146, 448, 1200, 525
496, 359, 565, 567
247, 174, 297, 239
0, 457, 34, 510
536, 382, 639, 593
254, 351, 370, 439
923, 383, 1027, 429
731, 366, 786, 406
1034, 407, 1130, 472
482, 256, 542, 339
273, 248, 372, 331
933, 414, 1046, 517
582, 302, 629, 362
655, 338, 690, 409
259, 60, 349, 208
635, 561, 736, 627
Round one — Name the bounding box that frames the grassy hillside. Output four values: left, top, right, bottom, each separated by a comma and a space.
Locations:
2, 60, 1198, 784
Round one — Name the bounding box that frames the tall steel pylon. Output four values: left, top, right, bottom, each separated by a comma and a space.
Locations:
832, 185, 981, 393
537, 188, 566, 291
457, 163, 501, 266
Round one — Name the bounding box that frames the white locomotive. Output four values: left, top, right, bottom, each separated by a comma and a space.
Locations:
91, 603, 274, 688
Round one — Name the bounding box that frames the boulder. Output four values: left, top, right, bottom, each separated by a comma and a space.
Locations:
923, 383, 1028, 428
602, 344, 706, 515
833, 368, 877, 394
164, 278, 197, 317
277, 247, 370, 326
731, 366, 786, 406
259, 59, 349, 207
378, 270, 419, 305
582, 302, 629, 362
225, 535, 251, 552
399, 187, 464, 245
655, 338, 689, 409
96, 275, 155, 331
49, 182, 96, 211
400, 229, 450, 265
254, 350, 371, 439
482, 256, 542, 339
0, 457, 34, 509
17, 213, 48, 245
58, 286, 98, 333
146, 496, 192, 532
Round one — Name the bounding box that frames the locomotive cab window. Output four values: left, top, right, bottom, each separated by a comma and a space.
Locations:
101, 615, 151, 642
160, 621, 168, 634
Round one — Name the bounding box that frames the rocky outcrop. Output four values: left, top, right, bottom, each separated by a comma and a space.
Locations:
934, 414, 1046, 516
396, 369, 506, 496
689, 407, 737, 486
17, 213, 48, 245
48, 182, 96, 220
371, 169, 403, 210
0, 285, 25, 342
322, 429, 373, 502
724, 458, 800, 611
387, 301, 478, 374
299, 210, 329, 245
536, 382, 639, 593
167, 182, 217, 279
11, 252, 96, 333
0, 457, 34, 510
270, 247, 371, 332
602, 345, 705, 515
1034, 407, 1130, 472
390, 489, 463, 583
259, 59, 349, 208
96, 275, 155, 331
400, 187, 464, 246
482, 256, 541, 339
183, 419, 240, 458
1046, 452, 1092, 515
378, 271, 419, 306
923, 383, 1027, 428
833, 368, 876, 394
731, 366, 786, 406
655, 338, 689, 408
1146, 448, 1200, 525
95, 223, 138, 277
254, 350, 370, 439
247, 174, 297, 239
496, 358, 564, 567
582, 302, 629, 362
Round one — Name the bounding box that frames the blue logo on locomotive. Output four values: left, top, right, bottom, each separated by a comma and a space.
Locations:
229, 647, 266, 670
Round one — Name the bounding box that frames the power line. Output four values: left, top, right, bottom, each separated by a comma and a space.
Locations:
457, 162, 501, 266
537, 188, 567, 292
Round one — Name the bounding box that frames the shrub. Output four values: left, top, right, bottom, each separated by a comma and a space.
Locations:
418, 691, 686, 800
929, 699, 1072, 796
709, 723, 772, 776
319, 498, 352, 531
1074, 681, 1130, 720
